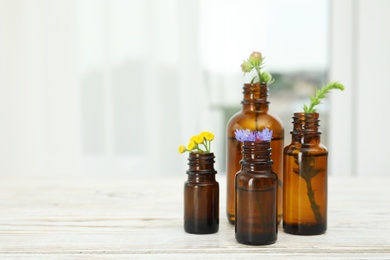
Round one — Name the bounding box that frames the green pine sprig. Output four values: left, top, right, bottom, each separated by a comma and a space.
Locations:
303, 82, 345, 113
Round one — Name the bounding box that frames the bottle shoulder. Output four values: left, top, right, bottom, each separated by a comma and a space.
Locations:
284, 142, 328, 155
227, 111, 284, 136
185, 180, 219, 187
236, 170, 277, 180
235, 170, 277, 190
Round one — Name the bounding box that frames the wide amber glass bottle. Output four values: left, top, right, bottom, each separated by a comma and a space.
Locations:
184, 152, 219, 234
235, 141, 278, 245
283, 112, 328, 235
227, 83, 284, 224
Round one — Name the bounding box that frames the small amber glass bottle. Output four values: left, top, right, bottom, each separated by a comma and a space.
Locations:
184, 152, 219, 234
283, 112, 328, 235
235, 141, 278, 245
227, 83, 284, 224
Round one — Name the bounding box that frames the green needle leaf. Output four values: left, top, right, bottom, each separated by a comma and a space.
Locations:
304, 82, 345, 113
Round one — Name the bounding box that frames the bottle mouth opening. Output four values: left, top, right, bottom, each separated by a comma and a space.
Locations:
293, 112, 320, 118
187, 152, 216, 172
242, 82, 267, 87
241, 84, 269, 106
188, 152, 215, 158
242, 141, 271, 147
242, 84, 268, 94
241, 100, 270, 105
291, 112, 321, 132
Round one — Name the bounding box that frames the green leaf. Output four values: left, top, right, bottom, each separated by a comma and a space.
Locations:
250, 76, 256, 84
303, 104, 309, 113
303, 81, 345, 113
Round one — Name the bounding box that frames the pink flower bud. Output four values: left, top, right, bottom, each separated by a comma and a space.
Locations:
249, 51, 263, 67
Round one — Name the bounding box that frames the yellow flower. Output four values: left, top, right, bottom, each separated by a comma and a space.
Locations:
194, 135, 204, 144
187, 141, 196, 151
200, 131, 212, 137
179, 131, 215, 154
178, 145, 186, 154
204, 132, 214, 141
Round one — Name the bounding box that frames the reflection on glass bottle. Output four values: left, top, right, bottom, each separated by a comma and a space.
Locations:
283, 112, 327, 235
184, 152, 219, 234
235, 141, 277, 245
226, 83, 284, 224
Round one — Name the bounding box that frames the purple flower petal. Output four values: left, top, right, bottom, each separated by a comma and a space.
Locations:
235, 128, 272, 142
234, 129, 255, 142
256, 128, 273, 142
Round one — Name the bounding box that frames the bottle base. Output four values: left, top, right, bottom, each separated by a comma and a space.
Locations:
283, 222, 326, 235
235, 233, 277, 245
227, 213, 235, 225
185, 229, 219, 235
184, 222, 219, 235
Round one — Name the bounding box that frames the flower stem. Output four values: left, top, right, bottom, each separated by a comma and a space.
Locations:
304, 177, 323, 223
201, 142, 208, 152
294, 156, 324, 223
256, 67, 262, 83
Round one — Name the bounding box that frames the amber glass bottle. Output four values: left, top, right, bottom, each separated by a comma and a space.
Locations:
184, 152, 219, 234
283, 112, 328, 235
235, 141, 277, 245
227, 83, 284, 224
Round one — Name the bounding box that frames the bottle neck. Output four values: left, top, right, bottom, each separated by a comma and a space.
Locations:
291, 112, 321, 144
187, 153, 217, 180
241, 83, 269, 112
240, 142, 272, 172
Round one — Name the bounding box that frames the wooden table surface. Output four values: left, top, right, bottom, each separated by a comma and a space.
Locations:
0, 175, 389, 259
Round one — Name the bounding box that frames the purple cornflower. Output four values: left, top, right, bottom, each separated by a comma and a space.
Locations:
255, 128, 273, 142
235, 128, 273, 142
234, 129, 256, 142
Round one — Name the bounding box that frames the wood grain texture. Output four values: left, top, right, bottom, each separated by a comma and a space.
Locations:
0, 175, 389, 259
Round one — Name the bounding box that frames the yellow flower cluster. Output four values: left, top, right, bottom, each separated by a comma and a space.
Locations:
178, 131, 214, 154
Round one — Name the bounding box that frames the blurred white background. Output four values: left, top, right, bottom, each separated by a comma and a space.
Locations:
0, 0, 389, 177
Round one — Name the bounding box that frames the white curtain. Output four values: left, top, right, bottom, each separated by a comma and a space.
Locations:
329, 0, 390, 176
0, 0, 331, 177
0, 0, 211, 176
77, 0, 212, 176
0, 0, 81, 176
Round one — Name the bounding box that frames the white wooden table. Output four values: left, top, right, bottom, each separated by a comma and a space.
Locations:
0, 175, 389, 259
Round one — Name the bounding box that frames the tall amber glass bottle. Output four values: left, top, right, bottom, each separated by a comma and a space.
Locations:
235, 141, 278, 245
184, 152, 219, 234
283, 112, 328, 235
227, 83, 284, 224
